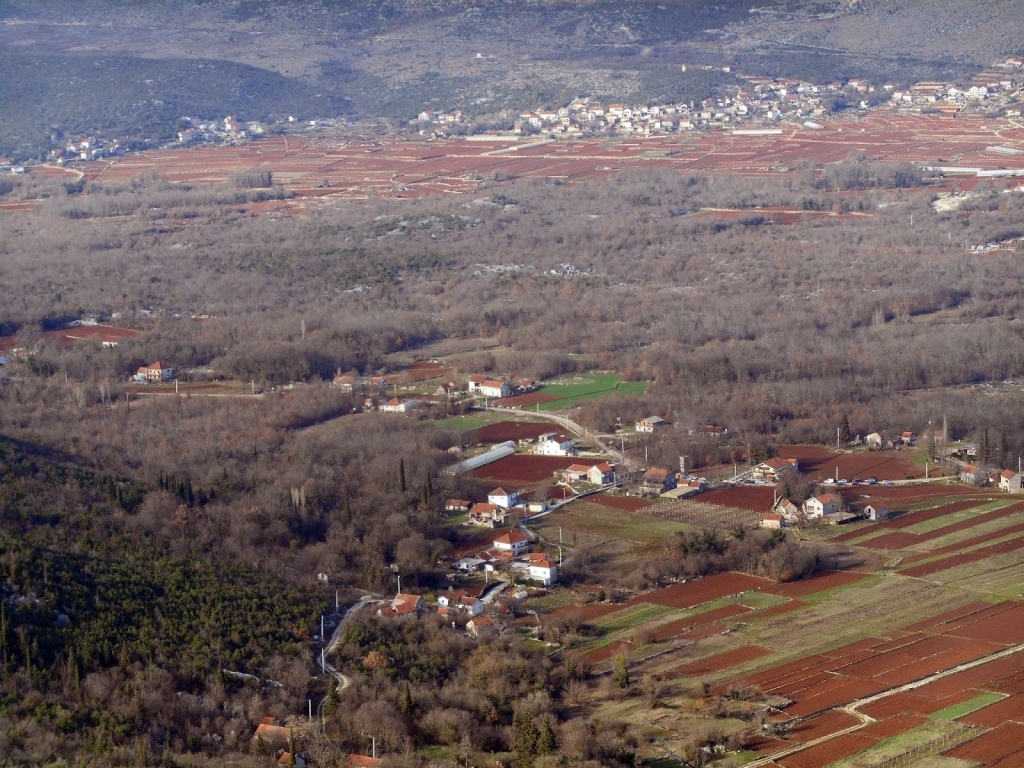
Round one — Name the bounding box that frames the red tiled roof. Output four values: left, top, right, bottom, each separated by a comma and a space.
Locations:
494, 530, 530, 546
348, 756, 383, 768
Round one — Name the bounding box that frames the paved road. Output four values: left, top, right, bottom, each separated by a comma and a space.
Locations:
475, 405, 634, 468
322, 595, 385, 693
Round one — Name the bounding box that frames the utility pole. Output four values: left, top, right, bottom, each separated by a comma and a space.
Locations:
397, 574, 401, 594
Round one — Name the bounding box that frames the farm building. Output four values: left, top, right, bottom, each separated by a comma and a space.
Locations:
864, 503, 890, 521
635, 416, 669, 433
804, 493, 839, 519
752, 457, 799, 482
1000, 470, 1024, 492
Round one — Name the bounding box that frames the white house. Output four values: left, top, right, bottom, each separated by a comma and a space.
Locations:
535, 433, 575, 456
487, 488, 520, 508
492, 529, 531, 556
804, 493, 840, 519
468, 376, 511, 398
467, 616, 494, 636
961, 465, 986, 484
527, 553, 558, 586
864, 504, 890, 521
135, 361, 174, 382
866, 431, 890, 449
587, 463, 615, 485
751, 458, 799, 482
760, 512, 784, 530
635, 416, 668, 433
379, 398, 417, 413
1000, 470, 1024, 493
775, 499, 802, 521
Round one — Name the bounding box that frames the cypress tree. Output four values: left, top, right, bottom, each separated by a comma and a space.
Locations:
511, 708, 540, 768
400, 458, 407, 493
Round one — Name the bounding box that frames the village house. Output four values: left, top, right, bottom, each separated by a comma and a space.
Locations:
492, 529, 531, 556
467, 502, 508, 528
1000, 470, 1024, 492
760, 512, 784, 530
535, 433, 576, 456
331, 374, 356, 391
134, 362, 174, 382
437, 590, 483, 616
253, 723, 292, 753
379, 398, 417, 413
866, 431, 891, 449
775, 498, 801, 521
635, 416, 669, 433
641, 467, 677, 494
467, 375, 511, 398
960, 465, 987, 485
557, 464, 593, 483
587, 462, 616, 485
864, 503, 890, 521
378, 594, 427, 618
804, 493, 840, 519
527, 552, 558, 586
487, 488, 520, 508
751, 458, 799, 482
467, 616, 494, 637
444, 499, 471, 513
900, 431, 916, 446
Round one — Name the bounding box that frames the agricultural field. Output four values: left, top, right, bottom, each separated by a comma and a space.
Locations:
70, 113, 1024, 202
470, 454, 603, 485
777, 445, 926, 482
493, 373, 649, 411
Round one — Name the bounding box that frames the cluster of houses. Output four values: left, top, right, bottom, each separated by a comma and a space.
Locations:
960, 466, 1024, 490
412, 58, 1024, 140
763, 493, 890, 529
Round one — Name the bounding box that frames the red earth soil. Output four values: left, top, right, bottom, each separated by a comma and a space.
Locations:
862, 501, 1024, 551
700, 486, 777, 512
942, 603, 1024, 645
901, 601, 1001, 632
637, 572, 772, 609
473, 421, 552, 443
900, 536, 1024, 578
582, 640, 635, 665
783, 710, 863, 744
659, 645, 773, 680
491, 392, 560, 407
776, 445, 924, 481
588, 494, 655, 512
746, 735, 790, 755
785, 679, 889, 718
761, 571, 870, 598
844, 484, 987, 505
903, 522, 1024, 564
471, 455, 602, 483
399, 363, 455, 382
857, 714, 927, 739
0, 323, 140, 354
962, 694, 1024, 728
831, 499, 991, 542
650, 604, 752, 641
946, 722, 1024, 765
859, 690, 978, 719
779, 733, 879, 768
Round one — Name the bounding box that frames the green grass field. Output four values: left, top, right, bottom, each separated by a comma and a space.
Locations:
533, 373, 650, 411
931, 691, 1005, 720
426, 412, 512, 431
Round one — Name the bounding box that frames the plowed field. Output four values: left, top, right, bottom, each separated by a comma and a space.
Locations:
761, 571, 869, 598
588, 495, 655, 512
471, 455, 601, 483
946, 722, 1024, 764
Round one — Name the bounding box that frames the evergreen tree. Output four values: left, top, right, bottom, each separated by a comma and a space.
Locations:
399, 681, 415, 716
325, 676, 338, 715
400, 458, 406, 493
537, 717, 557, 755
612, 654, 630, 689
511, 707, 540, 767
839, 414, 851, 445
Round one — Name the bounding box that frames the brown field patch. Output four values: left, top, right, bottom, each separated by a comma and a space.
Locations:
659, 645, 773, 680
785, 710, 864, 743
649, 604, 752, 641
777, 445, 924, 481
961, 694, 1024, 728
900, 536, 1024, 578
470, 454, 601, 483
857, 714, 927, 740
760, 571, 870, 598
581, 640, 634, 665
779, 732, 879, 768
946, 721, 1024, 764
747, 600, 805, 620
473, 421, 552, 443
903, 522, 1024, 564
491, 392, 560, 407
831, 499, 989, 543
700, 486, 777, 512
638, 572, 773, 609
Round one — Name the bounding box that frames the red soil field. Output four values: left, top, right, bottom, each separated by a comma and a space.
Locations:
962, 694, 1024, 728
700, 486, 777, 512
399, 362, 454, 382
473, 421, 552, 443
857, 714, 927, 739
903, 522, 1024, 564
900, 536, 1024, 578
638, 572, 772, 609
776, 445, 923, 481
0, 323, 140, 354
650, 604, 751, 641
782, 710, 863, 744
471, 455, 601, 483
862, 501, 1024, 551
491, 392, 559, 407
582, 640, 634, 665
746, 735, 790, 755
660, 645, 773, 680
785, 679, 889, 717
845, 484, 985, 505
946, 722, 1024, 765
588, 494, 655, 512
761, 571, 870, 598
831, 499, 990, 543
942, 603, 1024, 645
779, 732, 879, 768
